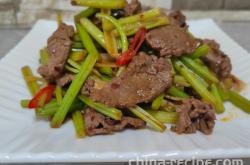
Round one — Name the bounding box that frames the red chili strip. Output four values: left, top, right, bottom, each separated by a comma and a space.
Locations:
28, 85, 55, 109
116, 27, 147, 66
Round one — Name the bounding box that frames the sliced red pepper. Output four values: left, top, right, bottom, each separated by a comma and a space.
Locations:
116, 27, 147, 66
28, 85, 55, 109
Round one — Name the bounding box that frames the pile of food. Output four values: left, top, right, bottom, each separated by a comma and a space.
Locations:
20, 0, 250, 138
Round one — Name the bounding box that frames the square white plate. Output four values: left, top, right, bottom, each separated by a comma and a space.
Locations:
0, 19, 250, 163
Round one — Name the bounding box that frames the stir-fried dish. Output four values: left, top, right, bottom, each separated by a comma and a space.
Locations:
20, 0, 250, 138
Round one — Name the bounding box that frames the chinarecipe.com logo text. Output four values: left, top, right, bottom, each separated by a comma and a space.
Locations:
128, 157, 244, 165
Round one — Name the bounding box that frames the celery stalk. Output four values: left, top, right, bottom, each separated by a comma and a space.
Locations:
51, 24, 99, 128
71, 0, 126, 9
129, 106, 166, 132
72, 110, 86, 138
79, 95, 122, 120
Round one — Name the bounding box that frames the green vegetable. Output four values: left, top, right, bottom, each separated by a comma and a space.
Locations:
99, 67, 113, 76
57, 12, 63, 26
21, 66, 41, 115
74, 7, 98, 23
65, 64, 79, 74
190, 44, 210, 59
40, 99, 85, 117
20, 99, 30, 108
71, 0, 126, 9
228, 90, 250, 114
79, 95, 122, 120
72, 42, 84, 49
101, 9, 119, 58
39, 48, 49, 65
73, 34, 81, 42
67, 59, 81, 70
105, 8, 161, 31
217, 85, 229, 101
113, 16, 169, 37
43, 99, 58, 109
127, 16, 169, 36
55, 85, 63, 104
129, 106, 166, 132
101, 75, 112, 81
69, 50, 87, 62
80, 17, 106, 49
72, 110, 86, 138
181, 56, 219, 83
21, 66, 40, 96
76, 24, 99, 55
147, 110, 178, 124
96, 13, 128, 53
167, 86, 190, 98
173, 59, 217, 106
116, 66, 126, 76
211, 84, 225, 114
151, 93, 165, 110
173, 75, 190, 87
51, 24, 99, 128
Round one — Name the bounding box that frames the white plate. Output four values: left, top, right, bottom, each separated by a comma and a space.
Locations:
0, 19, 250, 163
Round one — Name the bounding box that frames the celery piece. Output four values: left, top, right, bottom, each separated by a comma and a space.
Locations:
39, 48, 49, 65
99, 67, 113, 76
76, 24, 99, 55
55, 85, 63, 104
127, 16, 169, 36
80, 17, 106, 49
105, 8, 161, 31
21, 66, 40, 96
20, 99, 30, 108
101, 75, 112, 82
101, 9, 119, 58
96, 13, 128, 53
181, 56, 219, 83
72, 42, 84, 49
151, 93, 164, 110
71, 0, 126, 9
57, 12, 63, 26
167, 86, 190, 99
147, 110, 178, 124
73, 34, 81, 42
51, 24, 99, 128
190, 44, 210, 59
40, 99, 85, 117
217, 85, 229, 101
72, 110, 86, 138
113, 16, 169, 37
228, 90, 250, 114
65, 65, 79, 74
95, 62, 118, 68
174, 75, 190, 87
69, 50, 87, 62
129, 106, 166, 132
74, 7, 98, 23
211, 84, 225, 114
79, 95, 122, 120
116, 66, 126, 76
67, 59, 81, 70
173, 59, 217, 106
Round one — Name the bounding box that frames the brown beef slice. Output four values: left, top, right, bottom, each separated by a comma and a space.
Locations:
201, 39, 232, 79
172, 98, 216, 135
169, 10, 187, 28
84, 108, 145, 136
38, 23, 74, 81
146, 25, 199, 57
56, 73, 75, 86
124, 0, 142, 16
88, 52, 173, 108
